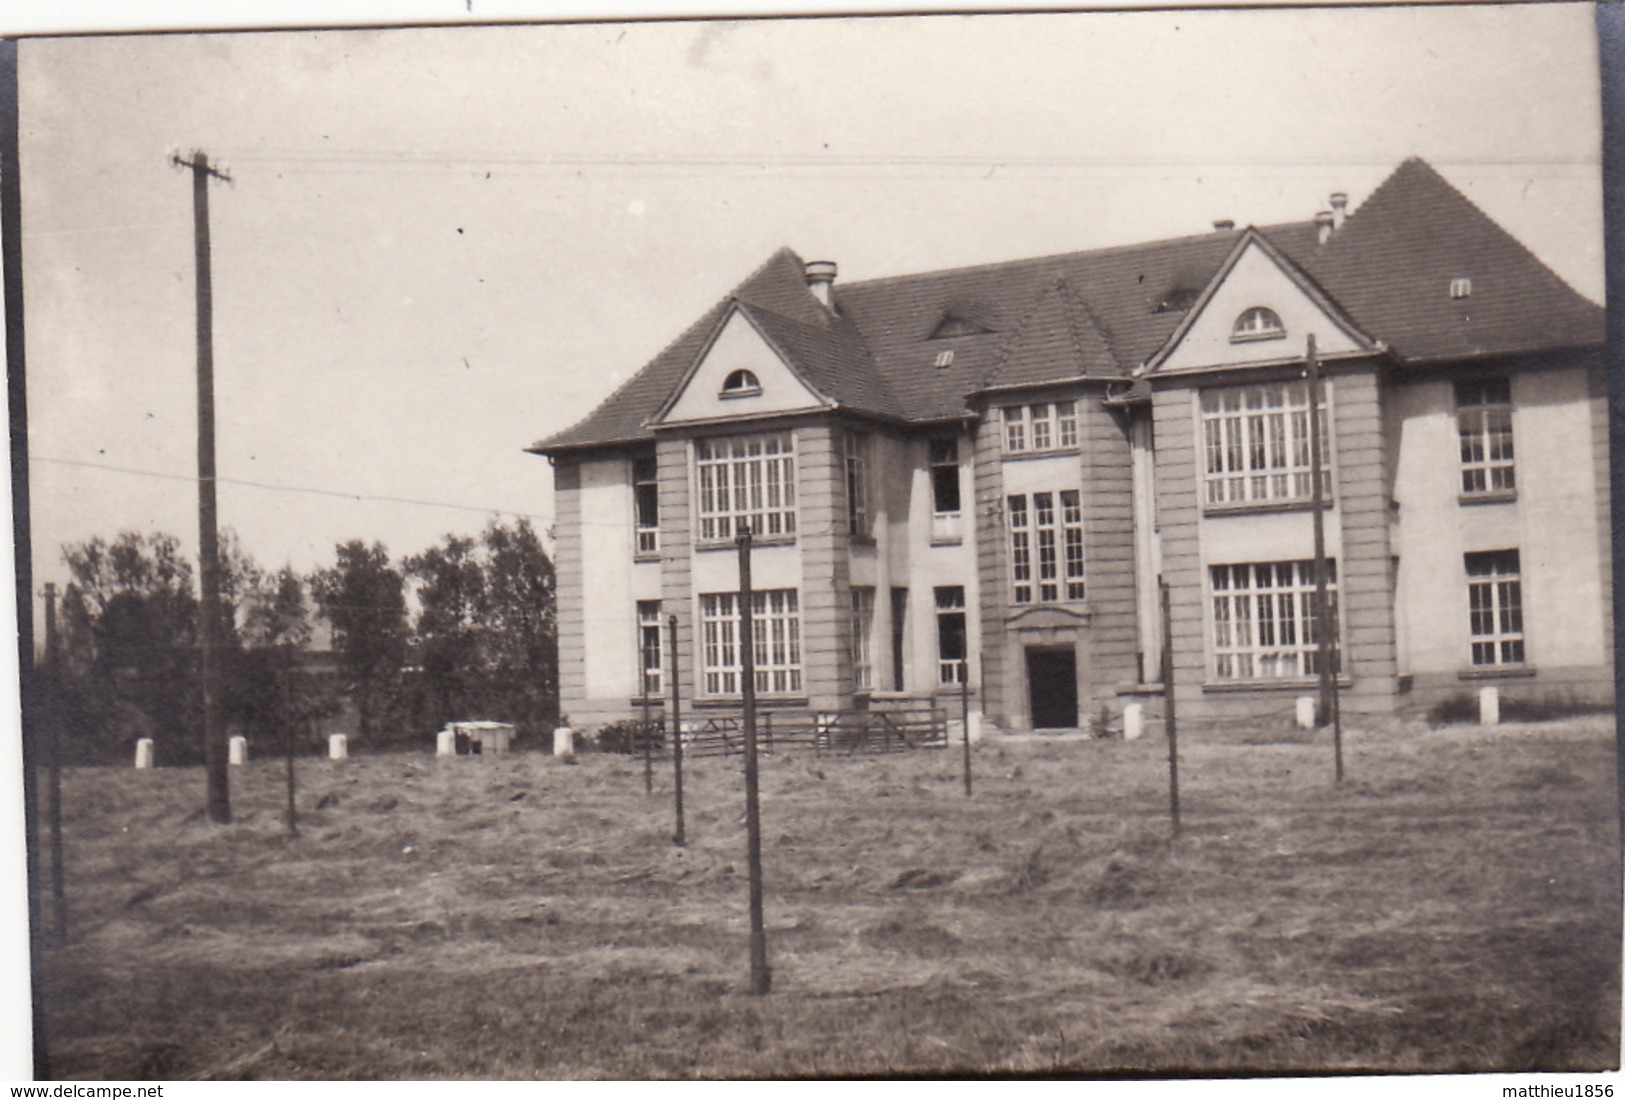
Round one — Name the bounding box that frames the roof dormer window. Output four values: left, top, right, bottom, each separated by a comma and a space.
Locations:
1231, 306, 1285, 343
720, 369, 762, 397
930, 315, 993, 339
1450, 277, 1472, 300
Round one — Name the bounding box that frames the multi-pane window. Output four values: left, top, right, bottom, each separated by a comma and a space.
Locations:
929, 438, 961, 516
695, 433, 796, 542
1009, 496, 1031, 604
1210, 560, 1338, 680
633, 455, 659, 555
1466, 550, 1524, 667
1008, 491, 1085, 603
1002, 401, 1078, 455
700, 590, 802, 696
1457, 379, 1515, 494
844, 431, 870, 536
1200, 382, 1330, 506
637, 601, 663, 698
935, 586, 967, 686
850, 587, 875, 691
1232, 307, 1285, 341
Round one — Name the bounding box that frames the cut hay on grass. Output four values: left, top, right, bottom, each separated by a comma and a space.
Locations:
37, 716, 1621, 1079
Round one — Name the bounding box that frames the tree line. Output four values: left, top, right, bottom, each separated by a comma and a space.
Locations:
41, 519, 558, 765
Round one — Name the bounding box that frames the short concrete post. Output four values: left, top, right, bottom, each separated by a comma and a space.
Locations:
553, 726, 574, 759
1124, 703, 1144, 741
228, 735, 248, 766
1296, 695, 1316, 730
134, 738, 154, 770
328, 733, 348, 761
436, 729, 455, 757
968, 709, 984, 745
1479, 685, 1500, 726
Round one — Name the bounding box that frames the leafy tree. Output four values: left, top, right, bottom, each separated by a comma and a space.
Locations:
475, 518, 558, 735
54, 530, 269, 764
406, 535, 485, 726
56, 532, 200, 762
311, 541, 407, 744
405, 519, 558, 738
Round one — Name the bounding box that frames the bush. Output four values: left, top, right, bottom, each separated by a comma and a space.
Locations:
592, 718, 665, 755
1427, 690, 1612, 727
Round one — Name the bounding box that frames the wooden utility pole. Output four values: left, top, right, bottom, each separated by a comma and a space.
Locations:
1161, 580, 1180, 839
960, 664, 973, 797
1306, 335, 1345, 783
43, 584, 65, 942
736, 528, 770, 994
667, 614, 686, 847
174, 150, 232, 824
283, 643, 298, 835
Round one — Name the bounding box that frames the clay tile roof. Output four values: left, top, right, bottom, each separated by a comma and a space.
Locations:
982, 277, 1122, 390
1292, 158, 1603, 362
530, 247, 838, 453
534, 159, 1601, 454
736, 302, 906, 421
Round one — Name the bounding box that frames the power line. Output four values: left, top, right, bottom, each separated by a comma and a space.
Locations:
30, 454, 554, 525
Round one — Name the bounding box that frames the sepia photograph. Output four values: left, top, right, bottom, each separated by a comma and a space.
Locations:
3, 0, 1619, 1081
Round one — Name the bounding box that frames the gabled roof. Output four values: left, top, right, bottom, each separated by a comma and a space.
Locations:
1296, 158, 1603, 362
531, 247, 861, 453
532, 160, 1602, 454
1143, 227, 1379, 374
981, 277, 1122, 391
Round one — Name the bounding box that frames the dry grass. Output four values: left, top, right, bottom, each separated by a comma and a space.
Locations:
38, 716, 1621, 1079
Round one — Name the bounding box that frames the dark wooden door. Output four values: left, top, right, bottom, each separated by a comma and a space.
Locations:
1026, 647, 1078, 729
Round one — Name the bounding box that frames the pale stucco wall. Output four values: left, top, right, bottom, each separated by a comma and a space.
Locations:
579, 456, 637, 700
1391, 365, 1606, 683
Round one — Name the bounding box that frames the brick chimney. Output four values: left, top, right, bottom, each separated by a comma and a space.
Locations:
1330, 192, 1349, 231
1315, 210, 1334, 245
804, 260, 837, 309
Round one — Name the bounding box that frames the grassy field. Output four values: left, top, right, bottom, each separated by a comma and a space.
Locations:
37, 715, 1621, 1079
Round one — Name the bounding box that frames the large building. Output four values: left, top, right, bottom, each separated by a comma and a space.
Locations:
531, 159, 1611, 734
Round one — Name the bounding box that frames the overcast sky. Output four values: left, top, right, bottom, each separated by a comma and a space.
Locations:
17, 4, 1604, 606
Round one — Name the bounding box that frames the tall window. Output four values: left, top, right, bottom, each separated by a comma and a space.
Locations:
1457, 379, 1515, 494
1466, 550, 1524, 667
1002, 401, 1078, 455
700, 590, 802, 696
844, 431, 870, 536
695, 433, 796, 542
850, 587, 875, 691
929, 438, 961, 516
1210, 560, 1338, 680
637, 601, 663, 697
1008, 491, 1085, 604
1201, 382, 1329, 506
1009, 496, 1031, 604
633, 455, 659, 555
935, 586, 967, 686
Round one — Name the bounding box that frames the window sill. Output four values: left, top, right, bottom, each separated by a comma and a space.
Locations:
1203, 498, 1333, 518
718, 387, 763, 400
628, 697, 666, 707
693, 696, 809, 709
633, 552, 661, 564
1229, 331, 1286, 345
1457, 665, 1537, 681
929, 537, 964, 547
696, 534, 797, 551
1001, 446, 1082, 461
848, 533, 876, 547
1459, 489, 1517, 507
1203, 676, 1351, 694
